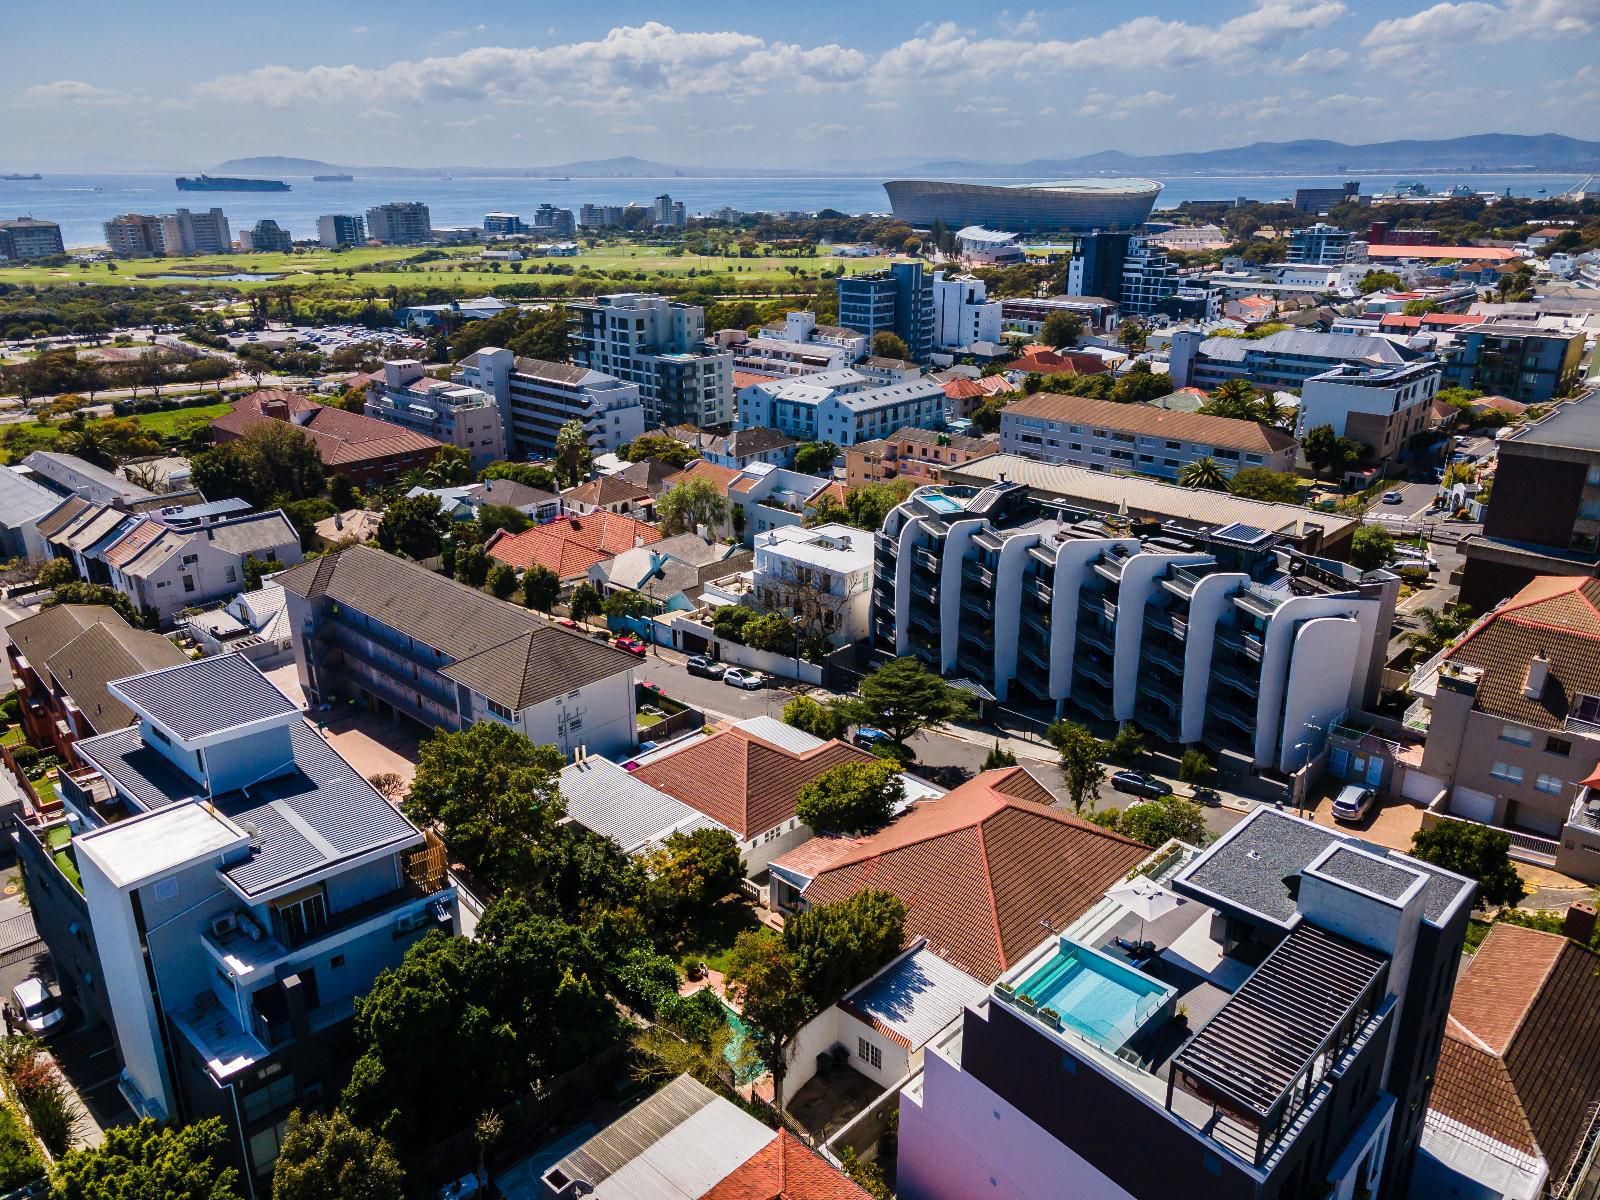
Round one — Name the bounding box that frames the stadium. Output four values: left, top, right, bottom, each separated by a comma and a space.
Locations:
883, 178, 1163, 234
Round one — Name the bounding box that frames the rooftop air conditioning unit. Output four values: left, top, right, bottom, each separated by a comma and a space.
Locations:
395, 910, 428, 935
209, 912, 238, 939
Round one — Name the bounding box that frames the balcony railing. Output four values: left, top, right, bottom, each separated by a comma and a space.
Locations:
1144, 609, 1188, 642
1022, 610, 1051, 643
1028, 577, 1054, 607
1142, 642, 1183, 676
1209, 696, 1257, 732
963, 560, 995, 589
1093, 556, 1128, 585
1079, 592, 1116, 623
1078, 621, 1116, 655
1215, 627, 1264, 661
1074, 653, 1114, 688
1235, 584, 1287, 618
1213, 660, 1261, 695
912, 547, 941, 574
1163, 564, 1215, 599
961, 592, 995, 619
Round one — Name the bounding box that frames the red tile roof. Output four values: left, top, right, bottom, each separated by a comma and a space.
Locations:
1431, 923, 1600, 1178
101, 518, 163, 568
663, 458, 743, 498
212, 390, 441, 467
733, 369, 784, 391
487, 511, 661, 579
701, 1131, 872, 1200
633, 728, 873, 839
1367, 244, 1520, 262
1003, 348, 1111, 376
1002, 392, 1298, 455
780, 768, 1149, 983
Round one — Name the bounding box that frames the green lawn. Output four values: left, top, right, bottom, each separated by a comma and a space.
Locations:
0, 402, 233, 464
0, 727, 22, 747
0, 242, 898, 296
1464, 917, 1491, 955
677, 900, 764, 977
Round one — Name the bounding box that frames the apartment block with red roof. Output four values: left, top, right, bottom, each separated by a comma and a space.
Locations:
487, 510, 662, 582
1410, 575, 1600, 881
211, 390, 442, 490
844, 426, 998, 489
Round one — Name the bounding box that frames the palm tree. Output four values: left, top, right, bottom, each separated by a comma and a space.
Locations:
554, 419, 592, 488
1177, 457, 1230, 491
1404, 601, 1475, 661
1255, 392, 1291, 428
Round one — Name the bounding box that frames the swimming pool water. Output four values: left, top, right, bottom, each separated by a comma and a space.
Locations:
920, 491, 964, 514
721, 1005, 765, 1084
1016, 944, 1169, 1047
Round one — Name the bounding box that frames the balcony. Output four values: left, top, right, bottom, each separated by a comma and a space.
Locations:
1234, 584, 1287, 619
1213, 659, 1261, 695
1142, 641, 1183, 677
1079, 592, 1117, 624
1071, 686, 1115, 722
1162, 564, 1214, 600
1215, 627, 1264, 661
1209, 696, 1257, 732
1019, 632, 1053, 671
1022, 609, 1052, 643
961, 591, 995, 620
1144, 609, 1188, 642
1077, 621, 1116, 655
1135, 699, 1181, 741
874, 531, 897, 555
1093, 557, 1128, 586
1074, 652, 1114, 688
912, 547, 941, 574
1028, 577, 1055, 607
963, 560, 995, 589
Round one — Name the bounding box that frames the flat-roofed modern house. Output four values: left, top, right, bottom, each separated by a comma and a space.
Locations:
275, 545, 639, 758
13, 657, 458, 1196
999, 392, 1298, 481
896, 805, 1475, 1200
0, 467, 66, 560
1407, 575, 1600, 882
872, 476, 1397, 773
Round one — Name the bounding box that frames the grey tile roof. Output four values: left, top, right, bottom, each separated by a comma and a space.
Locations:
110, 656, 300, 740
275, 545, 636, 710
44, 622, 187, 734
7, 604, 121, 670
468, 478, 559, 509
196, 510, 299, 556
512, 356, 596, 386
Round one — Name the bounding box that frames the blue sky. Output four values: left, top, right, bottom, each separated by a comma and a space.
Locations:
8, 0, 1598, 169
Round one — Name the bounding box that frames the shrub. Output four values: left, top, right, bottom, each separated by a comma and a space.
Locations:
1178, 749, 1213, 784
0, 1104, 44, 1192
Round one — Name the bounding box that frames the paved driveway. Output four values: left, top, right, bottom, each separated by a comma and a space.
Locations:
314, 711, 423, 792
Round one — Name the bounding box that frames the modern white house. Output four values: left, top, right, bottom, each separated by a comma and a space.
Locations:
453, 347, 645, 462
932, 272, 1003, 351
736, 369, 947, 447
1295, 360, 1442, 466
872, 479, 1398, 773
363, 359, 507, 469
751, 522, 875, 646
16, 656, 457, 1196
713, 311, 869, 377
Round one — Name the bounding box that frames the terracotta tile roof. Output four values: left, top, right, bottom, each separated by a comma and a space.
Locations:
563, 475, 653, 509
784, 768, 1149, 983
1431, 922, 1600, 1178
701, 1130, 872, 1200
663, 458, 742, 498
632, 729, 873, 838
101, 517, 164, 568
487, 512, 661, 579
1003, 348, 1111, 376
807, 481, 847, 509
1002, 392, 1299, 455
1443, 576, 1600, 729
212, 390, 441, 467
733, 369, 783, 390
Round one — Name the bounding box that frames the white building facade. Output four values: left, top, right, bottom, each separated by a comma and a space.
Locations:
365, 359, 507, 469
455, 346, 645, 461
737, 369, 946, 447
752, 522, 875, 645
932, 272, 1003, 350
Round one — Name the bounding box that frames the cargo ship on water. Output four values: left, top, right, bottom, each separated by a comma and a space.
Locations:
312, 174, 353, 182
176, 174, 290, 192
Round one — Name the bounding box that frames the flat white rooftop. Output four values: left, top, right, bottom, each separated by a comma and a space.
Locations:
75, 802, 245, 890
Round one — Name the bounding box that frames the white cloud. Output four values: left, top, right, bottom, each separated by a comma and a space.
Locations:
1077, 88, 1175, 119
1181, 94, 1289, 121
1316, 92, 1387, 112
1362, 0, 1596, 64
1266, 46, 1351, 72
997, 9, 1044, 35
20, 80, 135, 107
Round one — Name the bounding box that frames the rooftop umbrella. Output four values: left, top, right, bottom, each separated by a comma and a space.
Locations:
1104, 878, 1185, 945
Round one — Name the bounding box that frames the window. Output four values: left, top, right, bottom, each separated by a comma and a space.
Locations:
486, 698, 513, 721
1546, 736, 1572, 757
1489, 762, 1525, 784
1573, 695, 1600, 724
1500, 724, 1533, 746
225, 566, 236, 583
182, 576, 196, 593
276, 890, 329, 945
248, 1121, 289, 1172
857, 1038, 882, 1070
1535, 773, 1564, 795
242, 1073, 296, 1122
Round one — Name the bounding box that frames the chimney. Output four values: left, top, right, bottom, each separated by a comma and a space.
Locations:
1523, 653, 1550, 699
1566, 902, 1597, 946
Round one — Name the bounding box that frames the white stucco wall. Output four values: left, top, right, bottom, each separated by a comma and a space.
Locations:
1277, 615, 1363, 773
992, 533, 1041, 703
1181, 573, 1246, 743
939, 519, 986, 675
1254, 594, 1361, 768
1048, 539, 1137, 702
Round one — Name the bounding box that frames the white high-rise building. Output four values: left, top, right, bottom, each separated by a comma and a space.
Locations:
568, 294, 733, 428
932, 271, 1003, 350
454, 347, 645, 461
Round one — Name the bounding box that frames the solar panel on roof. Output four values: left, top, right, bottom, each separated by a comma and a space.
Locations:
1213, 522, 1272, 546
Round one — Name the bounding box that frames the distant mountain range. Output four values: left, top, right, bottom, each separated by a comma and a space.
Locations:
213, 134, 1600, 180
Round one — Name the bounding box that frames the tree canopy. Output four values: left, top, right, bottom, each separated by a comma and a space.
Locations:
623, 433, 698, 468
870, 331, 911, 361
49, 1117, 240, 1200
402, 723, 566, 890
375, 492, 450, 562
793, 441, 840, 476
1047, 719, 1108, 814
1349, 524, 1395, 572
795, 760, 904, 834
191, 423, 326, 508
1410, 821, 1525, 908
271, 1110, 405, 1200
782, 695, 848, 741
656, 476, 729, 536
838, 656, 973, 747
1039, 310, 1084, 348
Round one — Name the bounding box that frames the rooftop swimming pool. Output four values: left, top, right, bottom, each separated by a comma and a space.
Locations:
919, 490, 966, 515
1007, 939, 1175, 1049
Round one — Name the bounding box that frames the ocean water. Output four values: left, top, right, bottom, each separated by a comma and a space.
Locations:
0, 171, 1586, 250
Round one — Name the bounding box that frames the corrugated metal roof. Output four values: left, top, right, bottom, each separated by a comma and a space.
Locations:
0, 468, 63, 527
110, 656, 300, 740
559, 757, 732, 854
840, 946, 988, 1051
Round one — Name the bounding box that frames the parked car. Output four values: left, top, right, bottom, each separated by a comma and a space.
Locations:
613, 635, 647, 657
1331, 784, 1377, 823
852, 727, 893, 750
1391, 545, 1439, 571
1110, 770, 1168, 800
556, 618, 578, 629
686, 655, 726, 679
1381, 490, 1404, 505
10, 978, 64, 1038
722, 668, 765, 690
